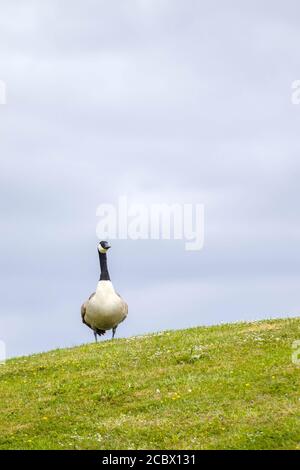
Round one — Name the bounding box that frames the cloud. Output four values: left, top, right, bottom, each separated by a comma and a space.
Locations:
1, 0, 300, 357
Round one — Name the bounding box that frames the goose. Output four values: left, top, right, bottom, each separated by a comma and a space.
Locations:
81, 241, 128, 341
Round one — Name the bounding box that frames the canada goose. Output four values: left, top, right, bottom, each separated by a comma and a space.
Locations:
81, 241, 128, 341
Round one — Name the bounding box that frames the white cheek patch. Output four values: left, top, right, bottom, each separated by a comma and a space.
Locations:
98, 245, 107, 254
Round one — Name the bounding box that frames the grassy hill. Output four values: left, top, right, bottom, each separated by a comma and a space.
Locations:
1, 318, 300, 450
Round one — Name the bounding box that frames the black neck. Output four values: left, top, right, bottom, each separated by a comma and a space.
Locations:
99, 251, 111, 281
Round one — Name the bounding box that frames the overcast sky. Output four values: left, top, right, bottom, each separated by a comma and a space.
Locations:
1, 0, 300, 358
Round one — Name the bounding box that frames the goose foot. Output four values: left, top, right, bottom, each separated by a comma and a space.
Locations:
93, 330, 98, 343
112, 327, 117, 339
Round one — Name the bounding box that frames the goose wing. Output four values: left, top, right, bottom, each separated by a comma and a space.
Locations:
81, 292, 95, 325
116, 292, 128, 319
81, 293, 106, 336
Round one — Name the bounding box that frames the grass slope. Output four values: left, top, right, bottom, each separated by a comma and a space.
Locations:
1, 318, 300, 450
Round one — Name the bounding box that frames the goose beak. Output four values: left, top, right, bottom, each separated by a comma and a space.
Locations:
102, 241, 111, 250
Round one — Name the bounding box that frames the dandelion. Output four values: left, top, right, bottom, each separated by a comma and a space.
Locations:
172, 392, 181, 400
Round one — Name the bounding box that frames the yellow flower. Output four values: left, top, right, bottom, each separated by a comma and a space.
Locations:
172, 393, 180, 400
42, 416, 48, 421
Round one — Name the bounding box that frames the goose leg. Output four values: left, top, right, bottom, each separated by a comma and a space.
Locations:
93, 330, 98, 343
112, 327, 117, 339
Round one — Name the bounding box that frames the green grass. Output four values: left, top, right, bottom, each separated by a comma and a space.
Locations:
1, 318, 300, 450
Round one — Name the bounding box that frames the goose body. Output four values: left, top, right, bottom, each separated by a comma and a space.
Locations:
84, 281, 127, 331
81, 241, 128, 340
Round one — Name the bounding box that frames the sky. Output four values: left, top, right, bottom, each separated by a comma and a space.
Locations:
1, 0, 300, 358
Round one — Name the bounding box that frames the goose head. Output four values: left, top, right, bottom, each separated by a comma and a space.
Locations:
98, 240, 111, 254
